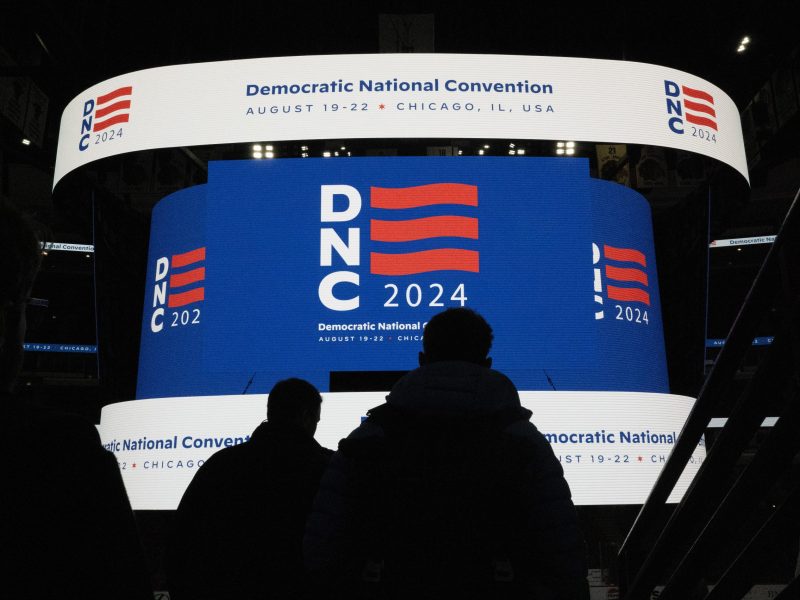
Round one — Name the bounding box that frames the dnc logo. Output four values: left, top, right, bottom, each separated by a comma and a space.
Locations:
592, 243, 651, 324
319, 183, 479, 311
78, 86, 133, 151
150, 247, 206, 333
664, 80, 717, 136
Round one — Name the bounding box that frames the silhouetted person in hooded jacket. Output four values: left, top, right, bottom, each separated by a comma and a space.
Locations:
305, 307, 589, 599
0, 205, 152, 599
168, 377, 333, 599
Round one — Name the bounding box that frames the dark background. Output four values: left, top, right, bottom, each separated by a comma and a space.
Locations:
2, 2, 799, 591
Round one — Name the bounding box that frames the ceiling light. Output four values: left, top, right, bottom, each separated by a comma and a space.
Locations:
301, 145, 309, 151
509, 143, 515, 148
566, 141, 575, 149
323, 151, 331, 157
566, 148, 575, 155
517, 149, 525, 155
340, 146, 346, 151
483, 144, 490, 149
478, 149, 485, 155
508, 150, 515, 155
265, 151, 274, 159
557, 142, 565, 148
741, 36, 750, 45
252, 151, 263, 159
21, 138, 31, 146
301, 152, 309, 158
737, 45, 746, 53
265, 145, 274, 151
252, 144, 262, 151
556, 148, 565, 155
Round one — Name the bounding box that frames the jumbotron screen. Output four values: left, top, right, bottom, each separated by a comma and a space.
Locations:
53, 53, 732, 508
136, 156, 667, 398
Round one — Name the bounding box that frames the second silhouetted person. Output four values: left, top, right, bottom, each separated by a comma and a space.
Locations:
168, 377, 332, 599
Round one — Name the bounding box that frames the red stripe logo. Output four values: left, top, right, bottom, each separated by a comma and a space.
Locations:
681, 85, 714, 104
604, 244, 646, 267
683, 98, 716, 118
95, 100, 131, 119
606, 285, 651, 306
685, 113, 718, 131
594, 243, 651, 309
371, 249, 479, 276
92, 86, 133, 132
681, 84, 717, 131
371, 216, 478, 242
605, 265, 648, 286
172, 247, 206, 268
371, 183, 478, 209
170, 267, 205, 288
168, 246, 206, 307
97, 86, 133, 104
168, 288, 205, 308
369, 183, 479, 275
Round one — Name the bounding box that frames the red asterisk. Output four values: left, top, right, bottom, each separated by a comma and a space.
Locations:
637, 456, 643, 462
132, 463, 137, 468
378, 104, 385, 110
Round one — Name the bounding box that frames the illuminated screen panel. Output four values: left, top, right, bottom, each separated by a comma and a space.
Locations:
136, 156, 667, 398
54, 54, 748, 186
56, 54, 741, 509
99, 392, 704, 510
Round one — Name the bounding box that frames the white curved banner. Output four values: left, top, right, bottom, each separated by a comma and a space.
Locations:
55, 54, 748, 187
98, 391, 704, 510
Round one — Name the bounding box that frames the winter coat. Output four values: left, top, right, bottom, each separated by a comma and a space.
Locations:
168, 420, 332, 600
304, 361, 589, 599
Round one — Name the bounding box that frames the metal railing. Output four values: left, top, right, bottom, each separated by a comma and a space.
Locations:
618, 185, 800, 600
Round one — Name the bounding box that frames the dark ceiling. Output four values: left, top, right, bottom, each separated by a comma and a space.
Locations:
3, 2, 797, 109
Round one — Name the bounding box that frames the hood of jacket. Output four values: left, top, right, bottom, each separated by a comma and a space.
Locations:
386, 361, 522, 417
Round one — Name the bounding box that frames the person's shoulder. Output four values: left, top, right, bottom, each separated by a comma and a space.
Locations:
504, 418, 551, 447
387, 362, 522, 414
254, 421, 333, 460
330, 406, 388, 462
198, 436, 255, 472
347, 408, 388, 440
177, 440, 255, 508
478, 366, 522, 397
501, 419, 568, 482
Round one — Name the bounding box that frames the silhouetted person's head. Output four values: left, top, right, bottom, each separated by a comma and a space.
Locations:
419, 307, 493, 368
0, 206, 42, 393
267, 378, 323, 436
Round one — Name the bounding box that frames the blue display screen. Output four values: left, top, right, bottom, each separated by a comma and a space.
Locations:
137, 157, 667, 397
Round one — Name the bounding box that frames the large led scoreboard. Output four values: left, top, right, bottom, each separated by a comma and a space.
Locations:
53, 54, 747, 509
